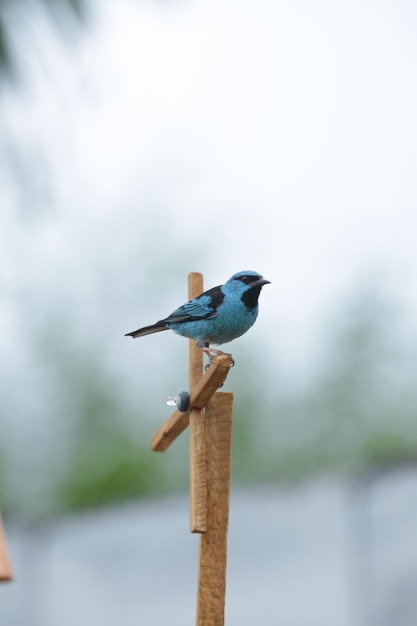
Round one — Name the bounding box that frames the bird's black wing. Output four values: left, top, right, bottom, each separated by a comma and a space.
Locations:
160, 285, 224, 324
125, 285, 225, 337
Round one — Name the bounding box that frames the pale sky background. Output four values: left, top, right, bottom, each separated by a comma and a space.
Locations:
1, 0, 417, 394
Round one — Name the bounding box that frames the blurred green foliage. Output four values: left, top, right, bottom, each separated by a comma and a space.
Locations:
243, 288, 417, 484
34, 351, 190, 515
0, 443, 9, 511
0, 278, 417, 515
51, 360, 166, 512
1, 282, 416, 518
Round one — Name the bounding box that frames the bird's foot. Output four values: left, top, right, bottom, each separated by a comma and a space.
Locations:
200, 347, 235, 368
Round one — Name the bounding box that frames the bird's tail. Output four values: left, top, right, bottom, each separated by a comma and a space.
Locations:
125, 322, 169, 339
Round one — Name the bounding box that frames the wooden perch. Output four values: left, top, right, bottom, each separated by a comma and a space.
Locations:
151, 354, 233, 452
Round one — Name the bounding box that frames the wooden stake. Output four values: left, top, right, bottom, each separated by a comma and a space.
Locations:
150, 272, 234, 625
0, 515, 13, 582
188, 272, 206, 533
196, 392, 233, 625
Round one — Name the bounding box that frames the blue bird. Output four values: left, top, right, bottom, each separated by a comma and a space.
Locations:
125, 271, 270, 362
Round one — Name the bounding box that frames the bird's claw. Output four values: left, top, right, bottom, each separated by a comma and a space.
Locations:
200, 347, 235, 367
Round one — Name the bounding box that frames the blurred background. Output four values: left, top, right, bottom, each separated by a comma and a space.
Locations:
1, 0, 417, 624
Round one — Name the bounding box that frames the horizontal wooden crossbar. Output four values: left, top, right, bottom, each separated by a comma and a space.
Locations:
151, 354, 233, 452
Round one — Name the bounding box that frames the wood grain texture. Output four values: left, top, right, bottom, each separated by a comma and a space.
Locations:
0, 516, 13, 582
188, 272, 204, 389
188, 272, 206, 533
196, 392, 233, 626
189, 407, 206, 533
151, 409, 191, 451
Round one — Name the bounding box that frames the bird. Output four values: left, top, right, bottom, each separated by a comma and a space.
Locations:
125, 271, 270, 363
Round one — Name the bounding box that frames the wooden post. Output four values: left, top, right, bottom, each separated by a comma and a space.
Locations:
196, 392, 233, 626
151, 272, 234, 626
188, 273, 206, 533
0, 515, 13, 582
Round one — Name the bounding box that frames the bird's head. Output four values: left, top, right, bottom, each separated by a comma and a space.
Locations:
223, 271, 271, 308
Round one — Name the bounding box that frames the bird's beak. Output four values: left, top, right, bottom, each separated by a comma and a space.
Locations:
255, 277, 271, 286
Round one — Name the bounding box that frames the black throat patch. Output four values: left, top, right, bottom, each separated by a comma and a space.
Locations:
241, 285, 262, 310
